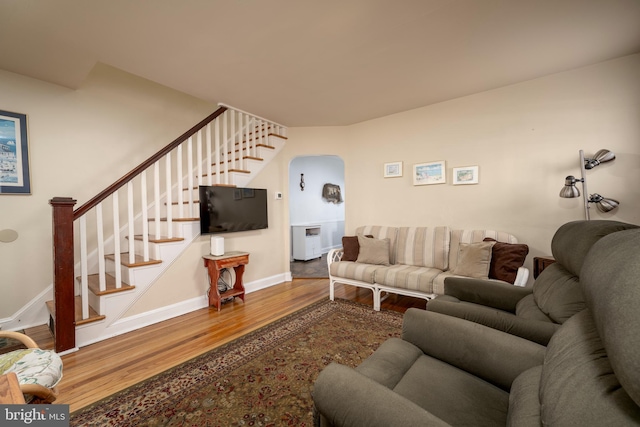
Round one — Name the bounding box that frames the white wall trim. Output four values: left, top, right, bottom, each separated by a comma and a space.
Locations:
0, 285, 53, 331
75, 274, 288, 348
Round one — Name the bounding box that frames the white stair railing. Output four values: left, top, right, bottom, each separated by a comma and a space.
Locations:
62, 105, 286, 330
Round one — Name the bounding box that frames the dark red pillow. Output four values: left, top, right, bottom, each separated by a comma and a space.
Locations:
483, 238, 529, 284
341, 235, 373, 261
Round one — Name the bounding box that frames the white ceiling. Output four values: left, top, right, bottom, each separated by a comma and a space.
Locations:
1, 0, 639, 127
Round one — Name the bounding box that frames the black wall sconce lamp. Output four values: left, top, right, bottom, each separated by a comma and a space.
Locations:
559, 149, 619, 220
300, 173, 305, 191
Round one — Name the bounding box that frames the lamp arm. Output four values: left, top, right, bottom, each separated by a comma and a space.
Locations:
579, 149, 590, 220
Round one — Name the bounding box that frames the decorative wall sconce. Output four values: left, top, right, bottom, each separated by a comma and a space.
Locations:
559, 149, 619, 220
300, 173, 305, 191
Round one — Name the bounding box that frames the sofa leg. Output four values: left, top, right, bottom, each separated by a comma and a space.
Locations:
329, 281, 335, 301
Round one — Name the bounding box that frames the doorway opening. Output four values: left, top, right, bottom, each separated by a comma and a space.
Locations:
288, 155, 345, 278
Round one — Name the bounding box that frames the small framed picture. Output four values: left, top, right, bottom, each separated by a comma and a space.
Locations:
384, 161, 403, 178
413, 161, 446, 186
453, 166, 479, 185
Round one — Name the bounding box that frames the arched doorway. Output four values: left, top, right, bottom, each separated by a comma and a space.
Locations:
288, 155, 345, 278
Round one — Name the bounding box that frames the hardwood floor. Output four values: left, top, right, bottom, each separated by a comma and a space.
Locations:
54, 278, 426, 412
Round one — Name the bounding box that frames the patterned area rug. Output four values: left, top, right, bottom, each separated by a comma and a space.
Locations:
70, 299, 403, 426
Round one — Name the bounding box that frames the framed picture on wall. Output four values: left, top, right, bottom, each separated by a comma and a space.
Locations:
453, 165, 479, 185
384, 161, 403, 178
413, 161, 446, 186
0, 110, 31, 194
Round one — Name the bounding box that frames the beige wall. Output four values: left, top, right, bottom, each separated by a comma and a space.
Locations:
0, 64, 214, 318
1, 53, 638, 322
288, 54, 640, 277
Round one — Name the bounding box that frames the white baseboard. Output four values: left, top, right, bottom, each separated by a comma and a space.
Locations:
0, 285, 53, 331
75, 273, 289, 348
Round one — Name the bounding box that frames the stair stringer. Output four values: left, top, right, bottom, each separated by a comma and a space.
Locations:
73, 134, 286, 348
74, 220, 201, 348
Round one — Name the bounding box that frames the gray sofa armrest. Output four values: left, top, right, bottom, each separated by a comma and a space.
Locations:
444, 276, 532, 312
426, 298, 560, 346
402, 309, 545, 390
313, 363, 450, 427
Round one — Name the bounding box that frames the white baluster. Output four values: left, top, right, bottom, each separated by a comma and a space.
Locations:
258, 119, 264, 150
237, 111, 244, 170
154, 161, 161, 240
127, 181, 135, 265
215, 118, 221, 185
177, 145, 184, 218
244, 114, 252, 158
197, 129, 203, 187
79, 215, 89, 320
165, 152, 173, 239
112, 192, 122, 288
141, 170, 149, 262
222, 111, 229, 185
187, 136, 194, 218
230, 109, 236, 170
206, 123, 212, 186
96, 202, 106, 293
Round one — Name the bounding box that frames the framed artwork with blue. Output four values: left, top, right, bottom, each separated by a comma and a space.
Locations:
0, 110, 31, 194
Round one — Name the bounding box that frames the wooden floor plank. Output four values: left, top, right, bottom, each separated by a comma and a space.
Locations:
56, 278, 425, 412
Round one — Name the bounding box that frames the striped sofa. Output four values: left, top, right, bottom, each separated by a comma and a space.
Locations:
328, 226, 529, 310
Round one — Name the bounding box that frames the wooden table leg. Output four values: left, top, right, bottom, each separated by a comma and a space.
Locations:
205, 260, 222, 311
233, 264, 246, 303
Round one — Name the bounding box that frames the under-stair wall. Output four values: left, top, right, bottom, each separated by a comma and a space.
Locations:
50, 104, 287, 352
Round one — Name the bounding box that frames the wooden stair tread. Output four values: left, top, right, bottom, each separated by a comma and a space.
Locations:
84, 274, 135, 296
217, 154, 264, 161
184, 184, 236, 191
199, 169, 250, 176
105, 253, 162, 267
132, 234, 184, 243
46, 298, 105, 326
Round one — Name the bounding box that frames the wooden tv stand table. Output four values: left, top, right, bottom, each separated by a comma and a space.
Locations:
203, 251, 249, 311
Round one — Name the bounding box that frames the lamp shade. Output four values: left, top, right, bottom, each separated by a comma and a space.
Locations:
584, 149, 615, 170
559, 176, 580, 198
589, 194, 620, 213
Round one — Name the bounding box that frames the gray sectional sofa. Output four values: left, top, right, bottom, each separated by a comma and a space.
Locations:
328, 226, 530, 310
313, 223, 640, 426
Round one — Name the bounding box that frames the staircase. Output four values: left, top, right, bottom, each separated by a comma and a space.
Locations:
49, 104, 287, 353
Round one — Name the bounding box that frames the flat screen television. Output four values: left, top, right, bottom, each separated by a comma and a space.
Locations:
199, 186, 268, 234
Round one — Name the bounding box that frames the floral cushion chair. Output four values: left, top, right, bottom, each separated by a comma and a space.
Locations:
0, 331, 63, 403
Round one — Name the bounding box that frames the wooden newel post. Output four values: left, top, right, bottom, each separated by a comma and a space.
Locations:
50, 197, 77, 353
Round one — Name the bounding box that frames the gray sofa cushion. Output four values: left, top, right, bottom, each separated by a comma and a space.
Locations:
515, 294, 554, 323
541, 309, 640, 425
581, 228, 640, 406
507, 366, 542, 427
355, 338, 423, 389
551, 220, 639, 277
531, 263, 585, 323
393, 355, 509, 426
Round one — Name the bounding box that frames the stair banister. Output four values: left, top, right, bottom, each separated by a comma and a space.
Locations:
50, 104, 286, 353
50, 107, 227, 353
